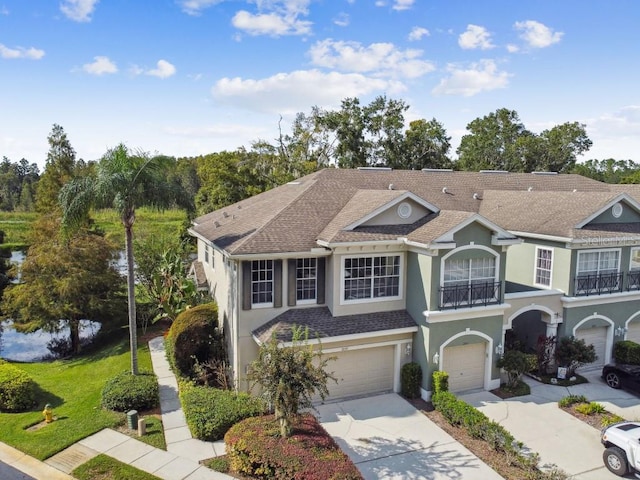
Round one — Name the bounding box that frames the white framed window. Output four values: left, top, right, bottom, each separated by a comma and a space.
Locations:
204, 245, 209, 264
631, 247, 640, 271
443, 257, 496, 287
577, 249, 620, 276
342, 254, 401, 303
251, 260, 273, 307
296, 258, 316, 303
534, 247, 553, 287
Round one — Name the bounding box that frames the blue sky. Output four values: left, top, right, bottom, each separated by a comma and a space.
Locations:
1, 0, 639, 169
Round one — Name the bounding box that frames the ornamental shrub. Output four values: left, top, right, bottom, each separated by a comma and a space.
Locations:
558, 394, 587, 408
432, 370, 449, 395
101, 371, 159, 412
613, 340, 640, 365
180, 382, 265, 441
0, 363, 36, 412
496, 350, 528, 388
167, 303, 225, 381
225, 414, 363, 480
400, 362, 422, 399
555, 337, 596, 377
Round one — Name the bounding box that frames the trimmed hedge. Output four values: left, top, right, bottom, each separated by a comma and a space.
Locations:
614, 340, 640, 365
225, 414, 363, 480
0, 362, 36, 412
432, 370, 449, 395
101, 371, 159, 412
400, 362, 422, 399
180, 382, 265, 441
167, 303, 224, 379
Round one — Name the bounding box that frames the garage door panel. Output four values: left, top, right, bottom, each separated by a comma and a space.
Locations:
576, 326, 607, 370
443, 343, 486, 393
321, 346, 395, 401
627, 322, 640, 344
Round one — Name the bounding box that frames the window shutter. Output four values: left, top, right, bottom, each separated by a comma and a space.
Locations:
288, 259, 296, 306
274, 260, 283, 308
317, 257, 326, 304
242, 261, 251, 310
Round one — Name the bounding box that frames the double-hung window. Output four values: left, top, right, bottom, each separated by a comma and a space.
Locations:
343, 255, 401, 302
296, 258, 317, 303
534, 247, 553, 287
441, 257, 498, 308
630, 248, 640, 290
251, 260, 273, 306
575, 249, 621, 295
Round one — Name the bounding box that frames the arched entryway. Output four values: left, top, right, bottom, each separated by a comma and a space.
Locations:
506, 305, 558, 354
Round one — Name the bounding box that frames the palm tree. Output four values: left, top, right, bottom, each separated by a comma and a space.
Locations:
60, 144, 191, 374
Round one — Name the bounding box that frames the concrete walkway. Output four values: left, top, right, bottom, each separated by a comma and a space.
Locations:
318, 393, 504, 480
459, 370, 640, 480
1, 336, 232, 480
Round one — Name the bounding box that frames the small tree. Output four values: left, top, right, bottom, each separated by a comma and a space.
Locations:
496, 350, 528, 388
555, 337, 597, 377
247, 326, 336, 438
536, 334, 556, 375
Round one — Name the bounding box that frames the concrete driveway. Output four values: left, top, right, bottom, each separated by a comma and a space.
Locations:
459, 370, 640, 480
316, 393, 503, 480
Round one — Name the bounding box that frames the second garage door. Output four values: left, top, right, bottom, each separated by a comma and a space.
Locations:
575, 326, 607, 370
627, 322, 640, 344
442, 342, 486, 393
324, 346, 395, 401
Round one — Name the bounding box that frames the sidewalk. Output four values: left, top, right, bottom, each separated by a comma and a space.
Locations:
2, 336, 232, 480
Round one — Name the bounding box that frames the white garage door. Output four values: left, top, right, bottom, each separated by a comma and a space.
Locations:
442, 343, 486, 393
322, 346, 395, 401
627, 322, 640, 344
576, 326, 607, 370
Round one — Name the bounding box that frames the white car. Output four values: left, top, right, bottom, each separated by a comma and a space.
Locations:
601, 421, 640, 477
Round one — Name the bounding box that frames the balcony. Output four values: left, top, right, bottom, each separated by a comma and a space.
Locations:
628, 271, 640, 291
573, 272, 623, 296
439, 281, 502, 310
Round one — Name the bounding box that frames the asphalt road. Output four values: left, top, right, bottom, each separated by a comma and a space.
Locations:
0, 460, 36, 480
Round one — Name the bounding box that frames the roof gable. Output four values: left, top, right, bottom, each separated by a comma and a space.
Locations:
576, 193, 640, 228
346, 191, 439, 229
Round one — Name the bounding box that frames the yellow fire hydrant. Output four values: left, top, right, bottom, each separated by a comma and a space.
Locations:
43, 404, 54, 423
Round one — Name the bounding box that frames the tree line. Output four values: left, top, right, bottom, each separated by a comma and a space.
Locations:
2, 98, 640, 217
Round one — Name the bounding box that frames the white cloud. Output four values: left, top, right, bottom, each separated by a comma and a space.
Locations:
178, 0, 222, 16
0, 44, 45, 60
432, 59, 510, 97
212, 69, 404, 115
506, 44, 519, 53
308, 39, 435, 78
393, 0, 415, 10
514, 20, 563, 48
585, 106, 640, 160
1, 6, 9, 15
82, 56, 117, 75
60, 0, 99, 22
232, 10, 311, 36
333, 12, 349, 27
146, 60, 176, 78
458, 24, 494, 50
408, 26, 429, 41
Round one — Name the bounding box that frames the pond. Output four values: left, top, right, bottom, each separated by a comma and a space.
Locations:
0, 319, 101, 362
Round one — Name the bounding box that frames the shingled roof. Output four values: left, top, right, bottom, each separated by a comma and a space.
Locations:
190, 168, 624, 254
252, 306, 417, 344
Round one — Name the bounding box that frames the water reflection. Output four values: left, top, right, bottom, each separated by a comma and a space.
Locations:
0, 320, 101, 362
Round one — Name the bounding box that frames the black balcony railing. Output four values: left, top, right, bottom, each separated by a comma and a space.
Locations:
573, 272, 623, 296
439, 281, 502, 310
628, 271, 640, 291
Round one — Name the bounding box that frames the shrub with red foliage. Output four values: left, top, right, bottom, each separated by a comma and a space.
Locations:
224, 413, 363, 480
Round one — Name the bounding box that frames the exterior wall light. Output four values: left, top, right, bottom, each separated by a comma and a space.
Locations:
495, 343, 504, 356
433, 352, 439, 365
615, 326, 627, 337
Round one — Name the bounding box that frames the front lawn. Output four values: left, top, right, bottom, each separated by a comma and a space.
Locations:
73, 454, 161, 480
0, 337, 153, 460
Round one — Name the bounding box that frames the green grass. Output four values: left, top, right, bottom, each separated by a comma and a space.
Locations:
121, 415, 166, 450
0, 338, 154, 460
0, 208, 188, 248
72, 454, 161, 480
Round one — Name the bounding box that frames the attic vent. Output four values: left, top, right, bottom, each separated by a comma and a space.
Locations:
422, 168, 454, 172
612, 203, 624, 218
287, 181, 301, 185
573, 189, 577, 193
357, 166, 392, 171
473, 192, 481, 200
527, 186, 533, 192
214, 221, 221, 228
442, 187, 448, 194
532, 171, 558, 175
388, 183, 395, 190
237, 205, 242, 209
479, 170, 509, 174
